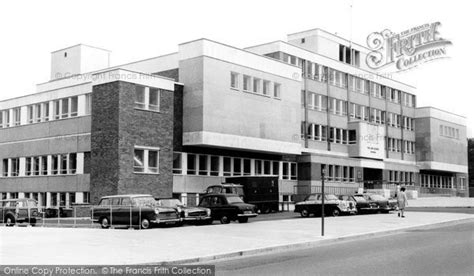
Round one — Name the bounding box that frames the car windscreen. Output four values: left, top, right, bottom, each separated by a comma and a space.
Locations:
370, 195, 386, 200
132, 197, 156, 207
326, 195, 338, 200
157, 199, 182, 207
27, 200, 37, 207
226, 196, 244, 204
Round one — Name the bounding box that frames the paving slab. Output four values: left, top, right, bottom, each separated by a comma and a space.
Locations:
0, 212, 473, 265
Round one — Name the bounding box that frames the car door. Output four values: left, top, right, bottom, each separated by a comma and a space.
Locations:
119, 197, 133, 226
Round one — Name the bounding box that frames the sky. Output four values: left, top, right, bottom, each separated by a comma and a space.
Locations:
0, 0, 472, 137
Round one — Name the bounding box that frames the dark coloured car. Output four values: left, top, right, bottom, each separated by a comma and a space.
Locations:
199, 194, 257, 224
344, 194, 378, 214
0, 198, 41, 226
92, 194, 181, 229
354, 194, 391, 213
205, 184, 244, 197
295, 194, 357, 217
155, 198, 212, 225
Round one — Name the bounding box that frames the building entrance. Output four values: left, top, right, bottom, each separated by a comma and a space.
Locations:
363, 168, 383, 189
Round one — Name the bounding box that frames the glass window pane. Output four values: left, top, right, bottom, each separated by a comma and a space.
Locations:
149, 88, 160, 111
148, 151, 158, 173
134, 149, 144, 172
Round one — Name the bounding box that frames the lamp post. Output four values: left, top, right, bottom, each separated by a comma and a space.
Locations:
321, 167, 325, 236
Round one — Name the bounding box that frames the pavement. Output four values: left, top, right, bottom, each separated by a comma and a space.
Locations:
1, 211, 473, 265
407, 197, 474, 207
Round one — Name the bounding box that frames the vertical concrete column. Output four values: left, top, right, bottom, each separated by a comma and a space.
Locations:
48, 101, 54, 121
65, 193, 70, 207
0, 193, 2, 200
76, 152, 84, 174
46, 193, 51, 208
181, 153, 188, 175
38, 193, 44, 207
56, 193, 61, 207
218, 156, 224, 177
77, 94, 86, 116
20, 106, 28, 125
144, 87, 150, 109
7, 159, 12, 177
195, 194, 200, 206
47, 155, 52, 175
250, 159, 255, 176
230, 158, 234, 177
75, 192, 84, 204
278, 161, 283, 180
19, 157, 26, 177
18, 192, 25, 199
181, 193, 187, 206
6, 193, 11, 199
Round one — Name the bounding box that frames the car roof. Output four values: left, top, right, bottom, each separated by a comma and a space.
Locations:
202, 193, 240, 197
100, 194, 152, 199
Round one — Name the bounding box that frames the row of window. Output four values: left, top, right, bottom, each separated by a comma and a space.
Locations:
322, 164, 356, 182
0, 192, 91, 206
339, 45, 360, 67
1, 153, 79, 177
230, 72, 281, 99
439, 125, 460, 139
173, 152, 297, 180
303, 92, 416, 130
387, 138, 416, 154
0, 95, 91, 129
135, 86, 161, 112
419, 174, 455, 189
388, 171, 415, 184
304, 123, 356, 144
300, 58, 415, 107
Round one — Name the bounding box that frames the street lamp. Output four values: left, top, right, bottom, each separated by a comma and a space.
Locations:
321, 167, 325, 236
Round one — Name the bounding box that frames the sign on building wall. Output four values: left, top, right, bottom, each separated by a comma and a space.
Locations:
348, 122, 385, 160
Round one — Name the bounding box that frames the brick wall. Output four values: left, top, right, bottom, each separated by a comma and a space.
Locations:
90, 81, 174, 203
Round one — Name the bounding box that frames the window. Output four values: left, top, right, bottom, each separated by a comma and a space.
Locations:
210, 156, 219, 176
233, 158, 242, 176
35, 104, 42, 122
33, 156, 40, 176
41, 156, 48, 175
26, 157, 32, 176
253, 78, 261, 93
135, 86, 146, 109
273, 83, 281, 98
243, 75, 251, 91
13, 108, 21, 126
173, 153, 182, 174
198, 155, 208, 176
230, 72, 239, 89
69, 153, 77, 174
61, 98, 69, 119
54, 100, 61, 120
70, 96, 78, 117
134, 147, 159, 174
243, 159, 251, 175
187, 154, 196, 175
263, 80, 270, 96
149, 88, 160, 112
60, 154, 68, 174
85, 94, 92, 115
223, 157, 231, 176
52, 155, 59, 175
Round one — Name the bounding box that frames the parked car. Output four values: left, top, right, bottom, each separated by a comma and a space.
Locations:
343, 195, 378, 214
354, 193, 391, 213
205, 184, 244, 197
295, 194, 357, 217
388, 197, 399, 211
0, 198, 41, 226
92, 194, 181, 229
198, 194, 257, 224
155, 198, 212, 225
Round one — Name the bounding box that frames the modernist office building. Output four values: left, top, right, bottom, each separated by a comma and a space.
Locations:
0, 29, 469, 207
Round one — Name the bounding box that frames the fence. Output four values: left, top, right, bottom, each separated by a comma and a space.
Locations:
1, 205, 179, 229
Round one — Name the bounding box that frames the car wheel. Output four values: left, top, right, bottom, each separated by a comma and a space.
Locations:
220, 215, 230, 224
140, 218, 151, 229
300, 209, 309, 218
5, 215, 15, 227
30, 218, 37, 227
100, 217, 110, 229
238, 217, 248, 223
261, 205, 271, 214
332, 209, 340, 217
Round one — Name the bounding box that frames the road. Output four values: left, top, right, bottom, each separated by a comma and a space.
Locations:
211, 221, 474, 276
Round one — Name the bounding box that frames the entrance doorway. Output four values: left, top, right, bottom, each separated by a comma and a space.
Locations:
363, 168, 383, 189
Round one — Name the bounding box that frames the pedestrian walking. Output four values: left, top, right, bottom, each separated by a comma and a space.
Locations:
397, 187, 408, 218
